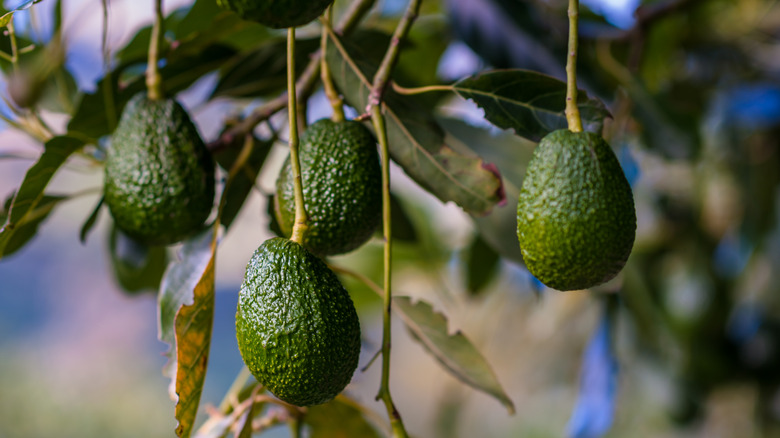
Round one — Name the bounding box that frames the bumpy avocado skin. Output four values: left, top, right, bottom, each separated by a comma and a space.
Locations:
276, 119, 382, 256
104, 93, 215, 246
235, 237, 361, 407
217, 0, 334, 28
516, 130, 636, 291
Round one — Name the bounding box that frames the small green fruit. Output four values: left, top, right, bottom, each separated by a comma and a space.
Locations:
275, 119, 382, 256
216, 0, 334, 28
236, 237, 361, 407
104, 93, 215, 246
516, 129, 636, 291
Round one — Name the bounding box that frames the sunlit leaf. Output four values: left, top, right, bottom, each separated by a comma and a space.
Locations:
326, 31, 504, 215
0, 0, 43, 28
305, 396, 382, 438
393, 297, 515, 414
452, 69, 611, 142
0, 135, 84, 259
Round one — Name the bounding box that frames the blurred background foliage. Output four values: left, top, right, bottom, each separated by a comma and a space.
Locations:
1, 0, 780, 437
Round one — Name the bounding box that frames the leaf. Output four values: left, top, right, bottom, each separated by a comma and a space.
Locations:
464, 234, 501, 296
69, 45, 237, 139
211, 37, 319, 99
393, 297, 515, 414
79, 196, 103, 244
0, 194, 66, 258
453, 69, 611, 142
215, 136, 273, 229
0, 135, 84, 259
390, 193, 417, 243
305, 396, 382, 438
325, 31, 504, 216
158, 228, 217, 438
0, 0, 42, 28
109, 225, 168, 294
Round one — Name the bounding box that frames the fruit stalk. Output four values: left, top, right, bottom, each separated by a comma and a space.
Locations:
146, 0, 164, 100
565, 0, 583, 133
287, 27, 309, 244
320, 7, 345, 122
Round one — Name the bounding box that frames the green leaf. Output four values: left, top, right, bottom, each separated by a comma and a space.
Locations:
69, 45, 237, 139
452, 69, 611, 141
390, 193, 418, 243
305, 396, 382, 438
464, 234, 501, 296
0, 194, 66, 258
215, 136, 273, 229
326, 31, 504, 215
211, 37, 318, 99
109, 225, 168, 294
0, 0, 42, 28
393, 297, 515, 414
79, 196, 103, 244
0, 135, 84, 259
158, 228, 217, 438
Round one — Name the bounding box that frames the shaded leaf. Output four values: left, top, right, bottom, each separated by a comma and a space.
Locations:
211, 37, 318, 99
305, 396, 382, 438
393, 297, 515, 413
326, 31, 504, 215
109, 225, 168, 294
158, 228, 217, 438
390, 193, 418, 243
0, 194, 66, 258
69, 45, 237, 139
464, 233, 501, 295
266, 194, 284, 238
79, 196, 103, 244
0, 135, 84, 259
215, 136, 273, 229
453, 69, 611, 142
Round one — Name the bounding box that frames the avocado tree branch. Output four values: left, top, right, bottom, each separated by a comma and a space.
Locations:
320, 8, 345, 122
146, 0, 164, 100
367, 1, 422, 438
207, 0, 377, 152
565, 0, 583, 133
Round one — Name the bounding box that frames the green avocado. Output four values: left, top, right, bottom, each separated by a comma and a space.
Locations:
104, 93, 215, 246
235, 237, 361, 406
516, 129, 636, 291
275, 119, 382, 256
217, 0, 334, 28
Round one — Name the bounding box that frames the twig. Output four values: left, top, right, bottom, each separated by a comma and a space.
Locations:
287, 27, 309, 245
565, 0, 582, 132
146, 0, 164, 100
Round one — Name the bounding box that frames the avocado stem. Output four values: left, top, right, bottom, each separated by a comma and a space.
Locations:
146, 0, 165, 100
565, 0, 583, 133
320, 7, 345, 123
287, 27, 310, 245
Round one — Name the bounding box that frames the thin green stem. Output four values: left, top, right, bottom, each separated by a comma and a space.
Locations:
367, 0, 422, 110
8, 21, 19, 74
370, 105, 407, 438
289, 417, 303, 438
101, 0, 117, 130
320, 8, 345, 122
565, 0, 583, 132
146, 0, 164, 100
391, 82, 453, 95
287, 28, 309, 245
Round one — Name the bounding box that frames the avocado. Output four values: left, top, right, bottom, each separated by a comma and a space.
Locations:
516, 129, 636, 291
275, 119, 382, 256
235, 237, 361, 406
104, 93, 215, 246
217, 0, 334, 28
